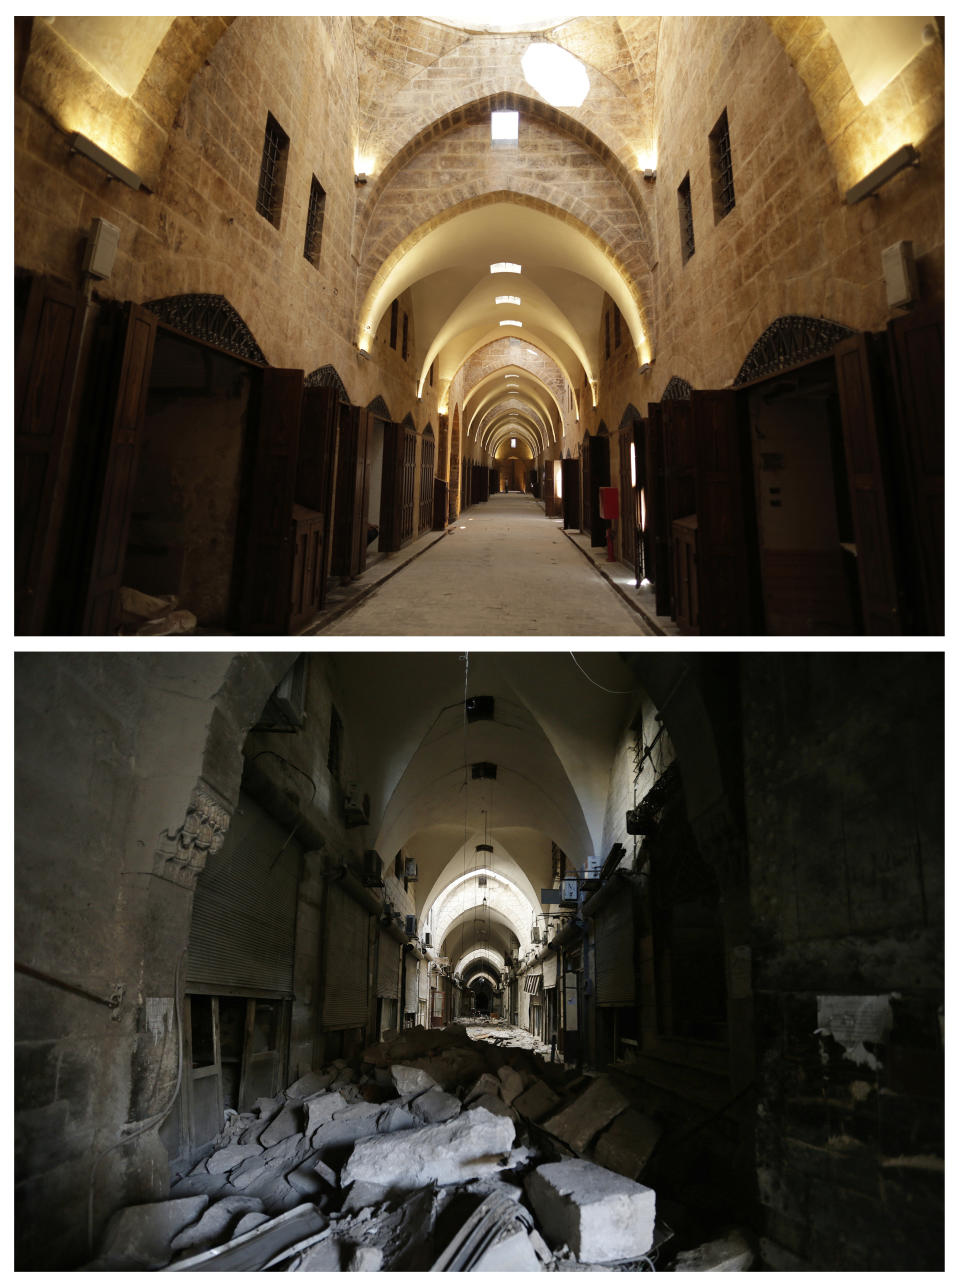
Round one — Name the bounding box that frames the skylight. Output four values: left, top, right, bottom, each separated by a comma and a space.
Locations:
490, 262, 522, 274
495, 295, 521, 305
521, 42, 589, 107
491, 110, 519, 142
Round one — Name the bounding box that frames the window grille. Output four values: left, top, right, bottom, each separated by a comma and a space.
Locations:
678, 174, 695, 263
303, 176, 326, 265
390, 300, 399, 350
710, 109, 736, 220
256, 113, 289, 227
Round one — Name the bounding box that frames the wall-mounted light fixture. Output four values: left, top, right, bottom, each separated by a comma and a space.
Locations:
357, 346, 370, 361
69, 132, 142, 191
845, 144, 919, 205
643, 168, 657, 181
354, 172, 368, 186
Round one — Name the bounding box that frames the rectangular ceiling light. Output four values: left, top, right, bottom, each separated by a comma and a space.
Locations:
490, 262, 522, 274
500, 319, 522, 327
491, 110, 519, 142
495, 295, 521, 305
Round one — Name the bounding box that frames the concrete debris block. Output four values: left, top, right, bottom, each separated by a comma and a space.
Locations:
306, 1090, 349, 1137
377, 1103, 418, 1134
470, 1092, 515, 1119
233, 1211, 271, 1238
341, 1181, 392, 1213
346, 1244, 383, 1271
342, 1106, 515, 1192
497, 1065, 526, 1104
471, 1228, 542, 1272
170, 1195, 263, 1255
311, 1111, 383, 1159
98, 1196, 210, 1269
465, 1072, 502, 1104
526, 1159, 655, 1264
286, 1070, 336, 1100
260, 1103, 303, 1147
410, 1086, 461, 1124
592, 1108, 661, 1180
514, 1078, 562, 1123
671, 1229, 755, 1272
542, 1075, 631, 1154
391, 1063, 438, 1095
207, 1143, 264, 1175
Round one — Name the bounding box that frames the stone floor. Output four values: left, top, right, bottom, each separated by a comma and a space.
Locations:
317, 494, 657, 636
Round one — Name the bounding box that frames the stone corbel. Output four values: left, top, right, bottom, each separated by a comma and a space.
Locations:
153, 780, 233, 889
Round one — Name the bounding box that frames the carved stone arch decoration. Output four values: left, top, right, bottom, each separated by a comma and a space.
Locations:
597, 420, 609, 436
367, 394, 392, 419
401, 412, 416, 431
661, 376, 693, 401
564, 448, 572, 459
618, 403, 642, 428
733, 314, 857, 387
143, 293, 267, 365
423, 422, 435, 439
305, 363, 349, 401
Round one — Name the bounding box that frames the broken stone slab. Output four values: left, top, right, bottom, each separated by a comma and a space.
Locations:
331, 1067, 356, 1088
295, 1236, 342, 1270
337, 1083, 363, 1104
228, 1155, 272, 1191
287, 1162, 332, 1198
591, 1108, 661, 1180
305, 1090, 349, 1138
391, 1063, 438, 1095
671, 1229, 755, 1272
165, 1202, 328, 1272
513, 1078, 562, 1123
341, 1106, 515, 1191
98, 1196, 210, 1269
170, 1195, 264, 1255
410, 1086, 461, 1124
346, 1244, 383, 1271
525, 1159, 656, 1264
541, 1075, 631, 1154
376, 1102, 418, 1134
169, 1172, 230, 1200
465, 1072, 502, 1104
260, 1104, 304, 1147
260, 1132, 308, 1169
334, 1101, 383, 1123
255, 1095, 284, 1118
340, 1181, 391, 1213
497, 1065, 526, 1105
471, 1228, 542, 1272
285, 1070, 336, 1100
470, 1092, 515, 1119
207, 1143, 265, 1175
233, 1211, 271, 1238
310, 1111, 383, 1160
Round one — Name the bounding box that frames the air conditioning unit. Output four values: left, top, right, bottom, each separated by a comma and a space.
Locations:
404, 858, 418, 881
344, 785, 370, 828
405, 914, 417, 937
361, 849, 383, 887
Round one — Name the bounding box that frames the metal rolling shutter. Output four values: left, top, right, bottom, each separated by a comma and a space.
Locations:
322, 880, 370, 1029
419, 964, 430, 1002
377, 930, 400, 999
404, 957, 420, 1013
542, 953, 558, 990
594, 895, 636, 1005
187, 791, 300, 997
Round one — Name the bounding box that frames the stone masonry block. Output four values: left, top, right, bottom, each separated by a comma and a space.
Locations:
542, 1075, 630, 1154
524, 1160, 656, 1264
341, 1106, 515, 1191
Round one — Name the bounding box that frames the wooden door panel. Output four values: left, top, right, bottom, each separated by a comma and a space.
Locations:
645, 405, 669, 613
298, 385, 339, 601
379, 420, 401, 552
16, 276, 87, 633
834, 335, 902, 635
332, 405, 370, 578
237, 367, 303, 633
81, 304, 158, 634
588, 435, 610, 546
561, 459, 580, 529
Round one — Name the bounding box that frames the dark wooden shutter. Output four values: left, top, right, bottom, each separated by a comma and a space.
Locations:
15, 275, 87, 634
645, 405, 670, 613
332, 405, 371, 578
187, 792, 300, 997
594, 896, 635, 1005
580, 433, 591, 535
887, 305, 943, 634
419, 436, 436, 533
322, 881, 370, 1029
586, 435, 610, 546
236, 367, 303, 633
80, 303, 158, 634
561, 459, 580, 529
542, 953, 558, 990
617, 426, 637, 574
432, 477, 448, 529
542, 460, 556, 516
379, 420, 402, 552
297, 383, 340, 591
377, 930, 400, 999
834, 334, 903, 634
692, 389, 759, 634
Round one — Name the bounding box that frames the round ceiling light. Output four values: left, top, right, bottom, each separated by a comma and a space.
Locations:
521, 42, 589, 107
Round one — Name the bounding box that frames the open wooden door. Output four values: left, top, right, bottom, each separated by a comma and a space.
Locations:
380, 420, 417, 551
618, 423, 638, 576
80, 303, 159, 634
585, 435, 610, 546
645, 404, 669, 613
661, 400, 696, 620
561, 458, 580, 529
15, 274, 87, 634
692, 389, 760, 635
886, 304, 944, 634
332, 404, 371, 579
834, 334, 903, 635
235, 367, 303, 633
296, 383, 340, 610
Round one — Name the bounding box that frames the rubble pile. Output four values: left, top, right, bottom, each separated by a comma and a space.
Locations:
86, 1024, 752, 1272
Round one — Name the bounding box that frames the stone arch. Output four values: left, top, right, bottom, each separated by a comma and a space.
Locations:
367, 394, 392, 419
305, 363, 349, 400
618, 402, 642, 429
732, 315, 856, 388
143, 293, 267, 365
423, 422, 434, 440
400, 411, 415, 431
597, 420, 609, 436
661, 376, 693, 401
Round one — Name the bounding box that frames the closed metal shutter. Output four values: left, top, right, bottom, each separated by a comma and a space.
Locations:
418, 964, 430, 1002
377, 930, 400, 999
404, 957, 419, 1013
187, 791, 300, 997
322, 880, 370, 1028
594, 895, 635, 1005
542, 953, 558, 990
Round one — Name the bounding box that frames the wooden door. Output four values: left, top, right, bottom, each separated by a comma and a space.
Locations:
543, 460, 556, 516
399, 425, 416, 539
586, 435, 611, 546
672, 515, 699, 633
645, 405, 669, 614
419, 436, 436, 533
661, 400, 696, 620
332, 405, 371, 578
887, 304, 943, 634
15, 274, 87, 634
236, 367, 303, 633
561, 458, 580, 529
379, 420, 403, 552
80, 303, 159, 634
618, 425, 638, 576
296, 384, 340, 604
432, 477, 448, 529
580, 433, 592, 535
289, 505, 324, 630
692, 389, 760, 634
834, 334, 903, 634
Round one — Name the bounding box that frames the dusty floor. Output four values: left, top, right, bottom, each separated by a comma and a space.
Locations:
319, 493, 655, 636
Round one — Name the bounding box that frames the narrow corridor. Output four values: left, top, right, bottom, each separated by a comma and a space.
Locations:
320, 494, 654, 636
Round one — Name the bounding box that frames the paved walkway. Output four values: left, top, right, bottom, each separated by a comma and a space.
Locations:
319, 494, 656, 636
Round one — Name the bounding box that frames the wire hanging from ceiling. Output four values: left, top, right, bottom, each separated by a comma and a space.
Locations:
568, 651, 641, 695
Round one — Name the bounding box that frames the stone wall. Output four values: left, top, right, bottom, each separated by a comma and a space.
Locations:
742, 653, 944, 1270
